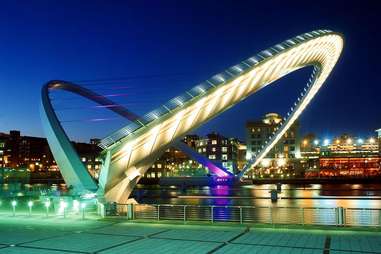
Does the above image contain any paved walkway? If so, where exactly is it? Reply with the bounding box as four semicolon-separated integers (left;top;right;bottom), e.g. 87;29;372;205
0;216;380;253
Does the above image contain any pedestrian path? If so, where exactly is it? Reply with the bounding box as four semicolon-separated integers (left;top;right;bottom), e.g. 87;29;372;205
0;216;380;253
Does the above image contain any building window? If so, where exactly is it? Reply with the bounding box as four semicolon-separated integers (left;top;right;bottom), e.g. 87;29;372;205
211;140;217;145
222;154;228;160
222;147;228;152
209;155;216;159
212;147;216;152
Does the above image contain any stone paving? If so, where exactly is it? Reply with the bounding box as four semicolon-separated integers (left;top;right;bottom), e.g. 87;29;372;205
0;216;380;253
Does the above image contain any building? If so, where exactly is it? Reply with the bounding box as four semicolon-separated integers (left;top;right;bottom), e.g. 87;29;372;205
0;130;102;179
303;134;380;178
143;133;241;178
245;113;301;178
196;132;239;174
376;128;381;155
0;130;55;171
246;113;300;159
143;134;206;179
237;143;247;170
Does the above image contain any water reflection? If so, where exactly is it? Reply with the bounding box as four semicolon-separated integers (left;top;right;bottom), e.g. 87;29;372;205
134;183;381;208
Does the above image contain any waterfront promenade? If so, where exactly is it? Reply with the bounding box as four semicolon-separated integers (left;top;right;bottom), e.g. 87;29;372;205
0;215;380;254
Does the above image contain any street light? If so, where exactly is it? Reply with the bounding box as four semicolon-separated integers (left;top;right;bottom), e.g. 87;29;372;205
73;200;80;213
45;200;51;217
60;200;68;218
323;139;330;146
11;200;17;216
27;201;33;216
81;203;86;220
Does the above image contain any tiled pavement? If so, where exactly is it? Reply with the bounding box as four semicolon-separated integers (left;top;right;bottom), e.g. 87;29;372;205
0;216;380;253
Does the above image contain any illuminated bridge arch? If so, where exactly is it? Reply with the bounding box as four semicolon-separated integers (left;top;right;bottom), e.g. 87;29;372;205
41;82;232;194
41;29;343;203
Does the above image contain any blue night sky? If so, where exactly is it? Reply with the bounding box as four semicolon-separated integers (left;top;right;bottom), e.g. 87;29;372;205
0;1;380;142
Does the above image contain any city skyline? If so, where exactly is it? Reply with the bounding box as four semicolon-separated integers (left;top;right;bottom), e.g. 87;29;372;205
0;1;380;142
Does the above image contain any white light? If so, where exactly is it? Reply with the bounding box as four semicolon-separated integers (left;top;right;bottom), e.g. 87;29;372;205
346;138;352;145
175;98;183;106
45;200;51;208
81;193;96;200
198;86;205;93
60;200;67;209
81;203;86;209
369;138;375;144
357;138;364;144
277;158;286;167
217;75;225;82
27;201;33;208
261;159;271;167
11;200;17;207
313;140;319;145
73;200;80;212
323;139;330;146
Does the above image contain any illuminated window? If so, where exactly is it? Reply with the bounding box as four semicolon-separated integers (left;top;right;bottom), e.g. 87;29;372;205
222;154;228;160
222;147;228;152
209;155;216;159
211;140;217;145
212;147;216;152
82;157;86;162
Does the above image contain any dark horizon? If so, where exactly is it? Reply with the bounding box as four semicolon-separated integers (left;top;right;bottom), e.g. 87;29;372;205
0;1;380;142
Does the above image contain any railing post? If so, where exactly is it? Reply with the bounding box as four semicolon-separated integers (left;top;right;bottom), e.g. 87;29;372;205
157;205;160;221
127;204;134;220
183;205;186;223
269;207;273;225
336;207;344;226
211;206;214;223
240;207;243;224
301;208;304;226
378;209;381;227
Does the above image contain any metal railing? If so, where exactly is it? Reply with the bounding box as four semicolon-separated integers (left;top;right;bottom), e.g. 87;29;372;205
109;204;381;227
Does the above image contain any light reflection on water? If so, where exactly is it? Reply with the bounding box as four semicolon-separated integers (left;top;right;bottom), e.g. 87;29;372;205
1;183;380;209
133;183;381;208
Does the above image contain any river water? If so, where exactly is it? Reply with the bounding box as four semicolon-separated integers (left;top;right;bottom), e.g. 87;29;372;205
132;183;381;209
1;183;381;209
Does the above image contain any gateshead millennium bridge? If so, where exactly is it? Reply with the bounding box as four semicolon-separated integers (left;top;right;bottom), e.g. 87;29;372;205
41;30;344;203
